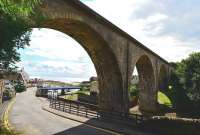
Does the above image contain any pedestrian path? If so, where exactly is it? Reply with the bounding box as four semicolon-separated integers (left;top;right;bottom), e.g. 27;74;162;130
43;105;150;135
0;101;9;121
8;88;120;135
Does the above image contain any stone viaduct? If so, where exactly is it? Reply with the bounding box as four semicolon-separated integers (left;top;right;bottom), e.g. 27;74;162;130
35;0;172;113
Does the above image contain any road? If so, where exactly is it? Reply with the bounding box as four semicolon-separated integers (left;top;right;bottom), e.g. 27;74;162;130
9;88;115;135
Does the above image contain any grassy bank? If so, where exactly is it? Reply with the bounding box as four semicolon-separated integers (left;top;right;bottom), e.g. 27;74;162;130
0;126;20;135
157;91;172;106
63;90;90;101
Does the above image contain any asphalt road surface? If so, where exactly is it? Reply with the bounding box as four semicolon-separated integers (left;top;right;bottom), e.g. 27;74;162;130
9;87;116;135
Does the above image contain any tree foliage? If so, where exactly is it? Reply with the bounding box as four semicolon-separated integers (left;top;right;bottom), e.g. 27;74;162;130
129;84;139;97
14;81;26;92
168;71;191;110
179;53;200;104
169;52;200;112
0;0;40;70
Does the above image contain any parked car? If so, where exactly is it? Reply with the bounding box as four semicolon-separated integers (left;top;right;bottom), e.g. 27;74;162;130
3;81;16;101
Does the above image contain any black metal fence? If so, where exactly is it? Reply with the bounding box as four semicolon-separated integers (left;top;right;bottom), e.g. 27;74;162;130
50;98;100;118
48;91;146;125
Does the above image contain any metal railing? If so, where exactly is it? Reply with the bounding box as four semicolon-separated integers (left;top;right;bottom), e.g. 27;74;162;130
48;91;145;125
50;98;100;118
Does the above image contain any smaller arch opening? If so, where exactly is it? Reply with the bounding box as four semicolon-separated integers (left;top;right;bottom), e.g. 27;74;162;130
129;55;156;113
157;65;172;107
129;66;139;111
158;65;168;91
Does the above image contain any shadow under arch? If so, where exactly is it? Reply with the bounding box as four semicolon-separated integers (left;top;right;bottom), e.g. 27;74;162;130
34;19;124;112
135;55;156;112
158;64;168;91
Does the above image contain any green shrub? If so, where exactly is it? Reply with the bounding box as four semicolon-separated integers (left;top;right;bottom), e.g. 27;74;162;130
14;81;26;93
129;84;139;97
167;72;191;111
80;86;90;92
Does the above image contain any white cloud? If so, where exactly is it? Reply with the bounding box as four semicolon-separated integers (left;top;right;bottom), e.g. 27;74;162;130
19;28;97;81
19;60;96;82
27;28;90;62
83;0;200;62
146;13;168;23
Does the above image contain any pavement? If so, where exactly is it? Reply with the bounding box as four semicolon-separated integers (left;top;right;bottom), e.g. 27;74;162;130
43;106;157;135
8;88;119;135
8;87;156;135
0;100;9;124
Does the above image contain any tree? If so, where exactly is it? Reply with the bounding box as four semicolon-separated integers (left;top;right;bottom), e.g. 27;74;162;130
0;0;40;70
14;81;26;93
181;53;200;106
170;52;200;112
168;71;190;110
0;10;31;70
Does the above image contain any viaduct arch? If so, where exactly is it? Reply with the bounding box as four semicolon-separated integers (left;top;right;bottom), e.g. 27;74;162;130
34;0;172;113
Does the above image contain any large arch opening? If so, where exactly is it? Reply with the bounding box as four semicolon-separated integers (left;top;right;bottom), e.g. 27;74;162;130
21;28;97;82
7;18;125;134
129;55;156;113
33;19;124;112
18;28;99;102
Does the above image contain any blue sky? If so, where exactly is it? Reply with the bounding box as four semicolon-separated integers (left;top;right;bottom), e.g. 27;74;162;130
18;0;200;82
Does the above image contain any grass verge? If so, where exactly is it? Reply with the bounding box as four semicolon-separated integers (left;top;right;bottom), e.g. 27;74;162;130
157;91;172;106
0;98;22;135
